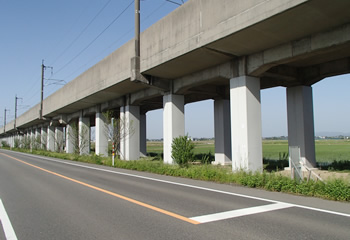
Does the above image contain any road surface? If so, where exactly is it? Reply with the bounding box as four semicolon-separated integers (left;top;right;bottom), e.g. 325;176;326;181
0;149;349;239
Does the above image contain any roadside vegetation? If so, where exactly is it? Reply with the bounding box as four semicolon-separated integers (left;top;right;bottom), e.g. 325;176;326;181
1;138;349;202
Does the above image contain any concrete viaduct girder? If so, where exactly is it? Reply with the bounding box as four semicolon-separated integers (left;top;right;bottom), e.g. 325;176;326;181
2;0;350;172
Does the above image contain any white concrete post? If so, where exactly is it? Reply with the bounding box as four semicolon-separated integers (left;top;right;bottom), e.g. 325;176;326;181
41;127;47;149
213;99;232;165
120;107;125;159
79;116;91;155
10;135;14;148
55;127;64;152
66;123;75;154
140;113;147;157
123;105;140;160
35;127;41;149
230;76;263;172
163;94;185;164
47;126;55;151
95;112;108;157
287;86;316;168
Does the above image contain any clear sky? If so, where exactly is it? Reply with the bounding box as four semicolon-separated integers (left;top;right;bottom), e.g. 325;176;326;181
1;0;349;139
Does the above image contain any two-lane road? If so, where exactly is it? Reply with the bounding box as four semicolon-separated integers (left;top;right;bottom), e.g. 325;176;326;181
0;149;349;239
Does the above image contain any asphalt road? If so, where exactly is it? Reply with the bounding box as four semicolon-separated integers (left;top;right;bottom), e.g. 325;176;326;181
0;149;349;240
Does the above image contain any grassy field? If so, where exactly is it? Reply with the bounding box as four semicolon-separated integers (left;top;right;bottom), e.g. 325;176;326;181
147;139;350;163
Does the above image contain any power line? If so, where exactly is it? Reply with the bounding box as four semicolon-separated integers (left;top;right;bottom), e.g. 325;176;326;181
60;1;168;82
49;0;113;66
54;0;134;76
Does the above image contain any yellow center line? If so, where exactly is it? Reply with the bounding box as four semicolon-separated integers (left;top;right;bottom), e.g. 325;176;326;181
0;153;200;225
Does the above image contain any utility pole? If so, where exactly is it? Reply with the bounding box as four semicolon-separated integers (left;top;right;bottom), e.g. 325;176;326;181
4;108;9;133
14;95;22;130
131;0;148;83
40;60;53;119
135;0;140;63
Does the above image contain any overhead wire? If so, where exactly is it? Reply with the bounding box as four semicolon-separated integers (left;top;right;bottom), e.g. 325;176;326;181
61;0;168;82
49;0;113;66
54;0;134;76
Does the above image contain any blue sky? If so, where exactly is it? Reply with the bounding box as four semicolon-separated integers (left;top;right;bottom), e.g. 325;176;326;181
1;0;349;139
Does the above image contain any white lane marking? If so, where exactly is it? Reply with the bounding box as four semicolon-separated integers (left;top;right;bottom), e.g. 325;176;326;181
4;150;350;219
0;198;18;240
190;203;293;223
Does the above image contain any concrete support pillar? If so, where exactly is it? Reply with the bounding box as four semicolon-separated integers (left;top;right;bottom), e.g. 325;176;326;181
66;123;75;154
120;107;125;159
163;94;185;164
213;99;232;165
55;127;64;152
120;105;140;160
47;126;55;151
79;116;91;155
10;135;14;148
95;112;108;156
35;128;41;149
287;86;316;168
140;113;147;157
41;127;47;149
30;128;35;150
230;76;262;172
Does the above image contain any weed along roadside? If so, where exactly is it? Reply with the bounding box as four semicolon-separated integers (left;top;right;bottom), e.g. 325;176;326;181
2;145;349;202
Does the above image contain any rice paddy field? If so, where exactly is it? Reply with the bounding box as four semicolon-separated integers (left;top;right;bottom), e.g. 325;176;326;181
147;139;350;163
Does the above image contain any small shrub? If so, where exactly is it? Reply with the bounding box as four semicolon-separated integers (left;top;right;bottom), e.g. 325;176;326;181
171;135;194;167
1;141;10;148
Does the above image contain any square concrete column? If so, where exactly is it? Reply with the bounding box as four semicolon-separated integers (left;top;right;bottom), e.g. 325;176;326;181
31;128;35;150
213;99;232;165
287;86;316;168
41;127;47;149
55;127;64;152
230;76;263;172
163;94;185;164
35;128;41;148
120;107;125;159
140;113;147;157
95;112;108;157
47;126;55;151
79;116;91;155
122;105;140;160
66;123;76;154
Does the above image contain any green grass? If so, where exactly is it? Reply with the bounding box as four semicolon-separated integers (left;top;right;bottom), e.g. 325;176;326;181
148;139;350;163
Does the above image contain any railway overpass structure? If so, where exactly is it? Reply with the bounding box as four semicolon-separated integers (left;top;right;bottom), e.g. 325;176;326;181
1;0;350;172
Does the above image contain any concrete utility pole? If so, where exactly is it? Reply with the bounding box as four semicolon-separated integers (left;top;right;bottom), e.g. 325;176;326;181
40;60;53;119
14;95;22;129
135;0;140;64
131;0;148;83
4;108;9;132
40;60;45;119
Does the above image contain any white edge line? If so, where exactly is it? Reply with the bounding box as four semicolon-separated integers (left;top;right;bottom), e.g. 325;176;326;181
3;150;350;219
0;198;18;240
190;203;293;223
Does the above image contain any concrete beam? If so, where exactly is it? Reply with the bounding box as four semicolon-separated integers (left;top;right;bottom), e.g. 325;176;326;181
248;23;350;76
